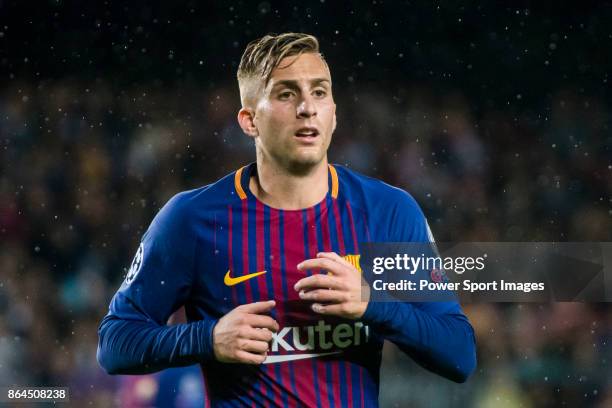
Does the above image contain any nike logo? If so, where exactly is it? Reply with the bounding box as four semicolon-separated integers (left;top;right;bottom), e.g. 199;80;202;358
224;269;267;286
263;352;342;364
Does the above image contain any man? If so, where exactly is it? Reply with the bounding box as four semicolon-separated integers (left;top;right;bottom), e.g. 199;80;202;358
98;32;476;407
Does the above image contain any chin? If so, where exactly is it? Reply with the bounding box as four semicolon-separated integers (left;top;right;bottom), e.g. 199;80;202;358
285;154;326;174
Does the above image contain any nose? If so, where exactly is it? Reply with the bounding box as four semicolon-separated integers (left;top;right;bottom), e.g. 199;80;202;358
296;94;317;118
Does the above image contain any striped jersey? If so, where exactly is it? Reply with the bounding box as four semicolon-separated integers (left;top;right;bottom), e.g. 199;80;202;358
98;163;476;407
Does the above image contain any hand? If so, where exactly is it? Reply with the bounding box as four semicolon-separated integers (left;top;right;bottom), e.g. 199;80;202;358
294;252;370;319
212;300;278;364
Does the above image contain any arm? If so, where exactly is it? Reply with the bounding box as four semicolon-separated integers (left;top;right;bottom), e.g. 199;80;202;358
98;192;280;374
97;193;215;374
97;296;217;374
98;298;279;374
370;190;476;382
295;190;476;383
361;300;476;383
295;254;476;383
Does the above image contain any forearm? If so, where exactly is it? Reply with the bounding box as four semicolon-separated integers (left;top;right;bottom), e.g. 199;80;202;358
97;316;217;374
362;301;476;382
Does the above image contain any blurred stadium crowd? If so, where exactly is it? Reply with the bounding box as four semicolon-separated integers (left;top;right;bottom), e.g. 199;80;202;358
0;76;610;407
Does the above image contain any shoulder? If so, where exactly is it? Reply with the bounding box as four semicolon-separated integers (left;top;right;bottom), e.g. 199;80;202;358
158;168;244;215
149;168;243;232
334;164;423;215
153;186;210;225
334;164;429;241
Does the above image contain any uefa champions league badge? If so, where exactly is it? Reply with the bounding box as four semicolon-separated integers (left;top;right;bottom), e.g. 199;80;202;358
430;268;449;283
125;243;144;285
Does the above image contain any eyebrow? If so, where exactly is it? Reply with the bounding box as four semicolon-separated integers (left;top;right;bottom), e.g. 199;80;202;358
271;78;331;90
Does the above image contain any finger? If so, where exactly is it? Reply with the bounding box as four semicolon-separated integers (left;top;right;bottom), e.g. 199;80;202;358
240;339;270;354
235;350;267;365
317;252;354;269
236;300;276;314
240;327;274;342
310;303;343;315
245;314;280;332
298;257;348;276
294;274;344;292
299;288;347;303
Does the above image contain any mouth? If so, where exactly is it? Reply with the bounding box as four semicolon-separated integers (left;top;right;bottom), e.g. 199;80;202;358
294;127;320;139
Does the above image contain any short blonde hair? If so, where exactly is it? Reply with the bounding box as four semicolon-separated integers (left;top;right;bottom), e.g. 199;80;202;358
237;33;322;107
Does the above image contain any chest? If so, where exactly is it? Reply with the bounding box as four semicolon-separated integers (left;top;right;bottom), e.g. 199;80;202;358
193;200;366;320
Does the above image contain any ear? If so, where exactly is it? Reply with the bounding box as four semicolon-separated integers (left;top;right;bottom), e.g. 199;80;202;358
237;108;259;138
332;107;337;133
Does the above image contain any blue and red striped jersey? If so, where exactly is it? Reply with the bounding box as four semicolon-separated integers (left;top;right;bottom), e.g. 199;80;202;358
98;163;476;407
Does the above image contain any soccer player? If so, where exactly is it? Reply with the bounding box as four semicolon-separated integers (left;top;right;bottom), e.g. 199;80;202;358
97;32;476;407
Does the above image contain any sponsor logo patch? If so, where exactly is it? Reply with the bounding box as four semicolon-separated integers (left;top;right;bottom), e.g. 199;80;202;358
223;270;267;286
263;320;370;364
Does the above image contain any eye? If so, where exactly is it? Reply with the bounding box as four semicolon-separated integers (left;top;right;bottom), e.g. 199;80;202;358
313;89;327;98
278;91;295;100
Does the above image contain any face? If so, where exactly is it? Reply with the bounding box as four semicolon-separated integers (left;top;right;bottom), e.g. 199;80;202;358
242;52;336;172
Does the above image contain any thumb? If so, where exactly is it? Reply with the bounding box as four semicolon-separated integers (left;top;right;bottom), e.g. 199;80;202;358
237;300;276;314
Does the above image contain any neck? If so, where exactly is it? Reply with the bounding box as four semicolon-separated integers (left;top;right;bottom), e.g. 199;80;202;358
249;157;329;210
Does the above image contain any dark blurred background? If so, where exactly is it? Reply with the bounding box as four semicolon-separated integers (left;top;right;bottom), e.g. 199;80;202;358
0;1;610;407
